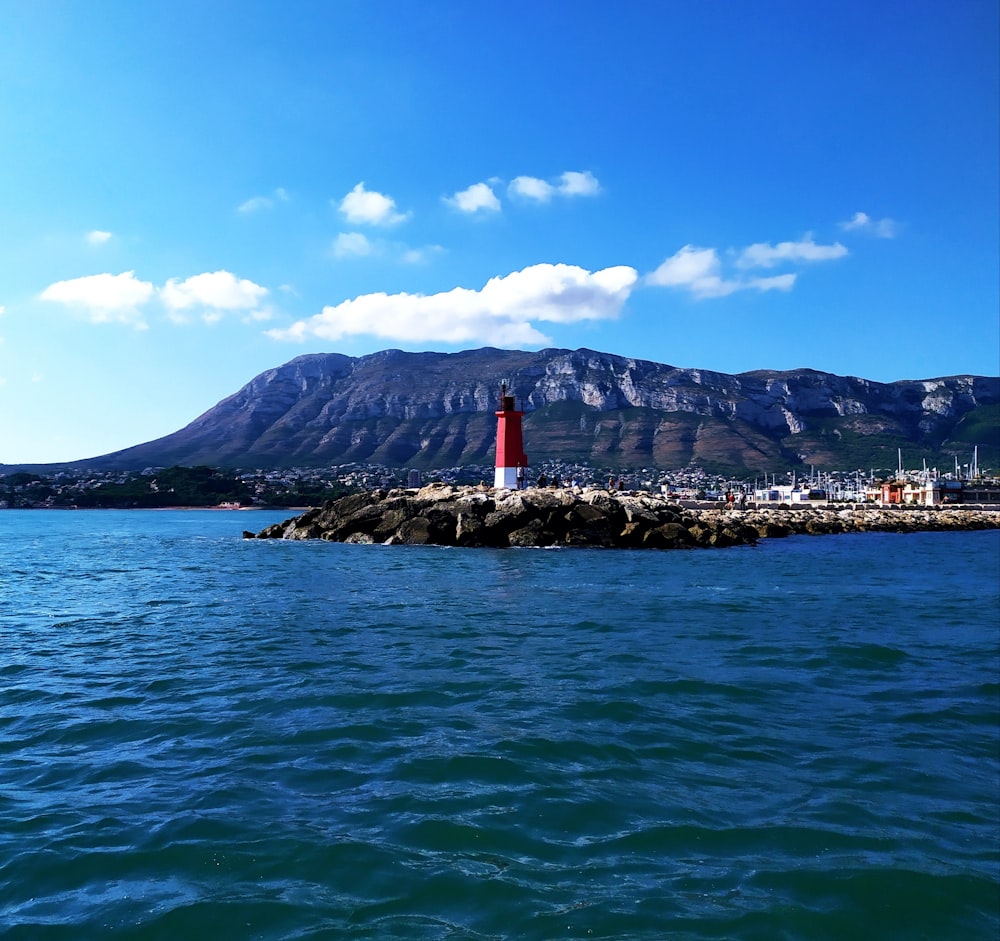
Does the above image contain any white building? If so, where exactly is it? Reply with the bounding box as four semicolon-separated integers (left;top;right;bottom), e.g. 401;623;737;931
753;486;827;505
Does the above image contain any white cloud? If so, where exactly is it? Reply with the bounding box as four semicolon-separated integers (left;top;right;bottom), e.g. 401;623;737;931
508;176;555;202
161;270;270;323
647;246;796;299
86;230;113;246
649;231;849;300
445;182;501;214
337;182;409;226
509;170;602;203
401;244;446;265
40;269;273;327
237;196;271;213
40;271;154;326
558;170;601;197
332;232;375;258
736;236;848;269
237;187;290;213
0;305;5;316
332;233;443;265
841;211;898;238
267;262;638;347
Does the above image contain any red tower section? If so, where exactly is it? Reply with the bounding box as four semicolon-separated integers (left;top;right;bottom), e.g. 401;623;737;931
494;383;528;489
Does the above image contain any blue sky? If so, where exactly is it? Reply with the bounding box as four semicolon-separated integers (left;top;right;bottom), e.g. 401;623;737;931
1;0;997;464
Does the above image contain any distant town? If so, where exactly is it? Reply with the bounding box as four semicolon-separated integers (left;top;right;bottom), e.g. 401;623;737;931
2;458;997;510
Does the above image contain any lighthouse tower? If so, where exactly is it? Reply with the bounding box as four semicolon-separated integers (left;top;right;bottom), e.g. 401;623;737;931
494;383;528;489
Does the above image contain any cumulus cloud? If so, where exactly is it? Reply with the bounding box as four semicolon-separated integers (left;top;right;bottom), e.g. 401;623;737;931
40;269;273;327
648;231;849;299
237;187;290;213
508;170;601;203
161;271;270;323
267;262;638;347
558;170;601;196
332;232;375;258
337;182;409;226
736;236;848;269
445;182;501;214
647;246;796;299
86;230;113;246
841;211;898;238
508;176;555;202
40;271;154;326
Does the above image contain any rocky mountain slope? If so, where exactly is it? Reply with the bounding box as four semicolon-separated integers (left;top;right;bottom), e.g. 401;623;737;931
72;348;1000;475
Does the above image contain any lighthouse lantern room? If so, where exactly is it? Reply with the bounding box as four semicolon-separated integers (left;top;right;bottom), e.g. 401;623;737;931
494;383;528;489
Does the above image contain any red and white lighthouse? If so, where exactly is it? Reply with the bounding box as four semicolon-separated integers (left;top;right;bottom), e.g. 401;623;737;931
494;383;528;489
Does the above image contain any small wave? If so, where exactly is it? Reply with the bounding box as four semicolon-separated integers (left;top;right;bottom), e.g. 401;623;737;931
820;642;909;670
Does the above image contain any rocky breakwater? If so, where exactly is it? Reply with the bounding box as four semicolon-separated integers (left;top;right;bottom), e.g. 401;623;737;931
245;485;999;549
693;504;999;539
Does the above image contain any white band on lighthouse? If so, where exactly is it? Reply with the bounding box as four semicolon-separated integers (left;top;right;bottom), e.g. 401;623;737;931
495;465;521;489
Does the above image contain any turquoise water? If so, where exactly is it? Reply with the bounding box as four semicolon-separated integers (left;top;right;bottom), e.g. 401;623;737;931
1;510;998;939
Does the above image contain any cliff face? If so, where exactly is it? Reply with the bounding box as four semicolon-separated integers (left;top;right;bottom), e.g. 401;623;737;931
83;347;999;474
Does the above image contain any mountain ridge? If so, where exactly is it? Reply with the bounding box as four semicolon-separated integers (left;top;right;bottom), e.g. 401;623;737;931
7;348;999;476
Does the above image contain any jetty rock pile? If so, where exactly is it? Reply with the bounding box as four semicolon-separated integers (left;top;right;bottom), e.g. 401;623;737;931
245;484;999;549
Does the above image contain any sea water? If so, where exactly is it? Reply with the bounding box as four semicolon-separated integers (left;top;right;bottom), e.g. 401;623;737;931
1;509;997;940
